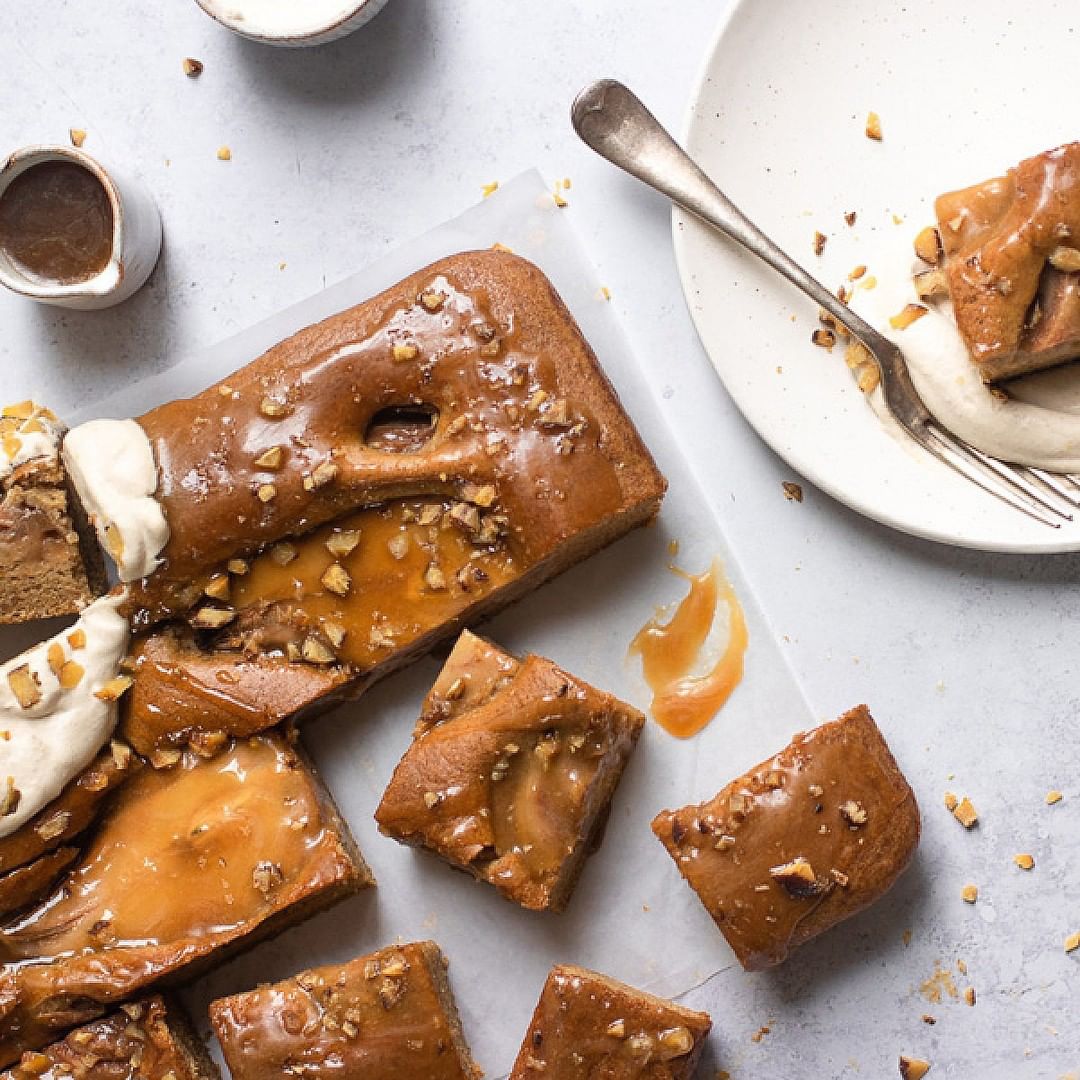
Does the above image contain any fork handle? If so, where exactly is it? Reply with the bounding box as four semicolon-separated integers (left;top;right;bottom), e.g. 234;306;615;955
570;79;893;356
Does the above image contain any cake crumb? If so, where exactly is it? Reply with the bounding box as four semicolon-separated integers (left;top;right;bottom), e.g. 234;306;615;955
183;57;204;77
69;129;87;148
920;963;958;1004
865;111;883;141
1014;853;1035;870
961;884;978;904
1045;790;1063;805
750;1025;771;1044
813;230;827;256
217;146;232;161
899;1055;930;1079
782;481;804;503
921;1014;936;1025
963;986;976;1007
482;181;499;198
951;796;978;828
1065;931;1080;953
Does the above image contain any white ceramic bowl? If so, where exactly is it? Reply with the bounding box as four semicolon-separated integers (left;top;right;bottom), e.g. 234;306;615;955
0;145;162;311
194;0;392;46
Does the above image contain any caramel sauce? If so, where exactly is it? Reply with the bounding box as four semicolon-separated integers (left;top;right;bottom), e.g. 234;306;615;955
0;162;112;285
0;735;361;1062
630;558;747;738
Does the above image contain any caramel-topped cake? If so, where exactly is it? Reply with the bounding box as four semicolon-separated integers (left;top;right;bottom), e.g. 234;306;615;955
0;402;104;623
1;996;219;1080
375;630;644;911
509;964;711;1079
0;733;371;1064
652;705;919;971
928;142;1080;381
59;250;667;755
210;941;480;1080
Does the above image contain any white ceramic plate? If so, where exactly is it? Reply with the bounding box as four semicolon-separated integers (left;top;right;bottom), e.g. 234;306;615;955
674;0;1080;552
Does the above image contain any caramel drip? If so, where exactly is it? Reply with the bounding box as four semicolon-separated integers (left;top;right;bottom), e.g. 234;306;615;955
630;558;747;738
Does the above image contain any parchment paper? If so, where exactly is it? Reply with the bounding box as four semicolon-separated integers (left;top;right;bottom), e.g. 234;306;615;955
41;172;817;1075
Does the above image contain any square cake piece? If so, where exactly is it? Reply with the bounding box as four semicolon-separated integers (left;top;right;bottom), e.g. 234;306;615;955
651;705;920;971
209;941;480;1080
0;733;372;1065
1;996;219;1080
508;964;711;1079
375;630;645;911
0;402;105;623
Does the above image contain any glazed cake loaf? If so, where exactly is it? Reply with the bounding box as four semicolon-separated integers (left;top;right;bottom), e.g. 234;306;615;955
67;249;669;755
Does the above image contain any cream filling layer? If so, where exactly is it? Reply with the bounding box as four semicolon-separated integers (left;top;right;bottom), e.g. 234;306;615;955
850;233;1080;474
63;418;169;581
0;591;130;839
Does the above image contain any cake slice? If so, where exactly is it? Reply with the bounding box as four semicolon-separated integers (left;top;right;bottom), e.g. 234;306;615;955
0;401;105;623
652;705;920;971
0;732;372;1065
375;631;644;911
210;941;480;1080
509;964;711;1079
1;996;219;1080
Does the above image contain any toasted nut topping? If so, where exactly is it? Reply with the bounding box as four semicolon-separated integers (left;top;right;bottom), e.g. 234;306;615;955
808;783;824;797
420;291;445;312
227;558;250;575
321;563;352;597
204;574;231;600
848;264;867;281
770;857;827;898
963;986;975;1007
899;1055;931;1079
252;860;285;897
914;226;944;266
1045;790;1063;805
183;57;204;77
387;532;409;560
813;231;827;256
309;461;339;489
961;884;978;904
8;666;42;709
1014;853;1034;870
1049;246;1080;273
254;446;285;470
269;542;297;566
865;111;883;141
658;1026;693;1055
943;791;959;812
301;636;336;665
839;799;868;826
0;778;20;817
424;563;447;591
782;481;804;502
913;268;949;302
323;622;347;649
889;304;929;331
812;328;837;351
67;628;87;650
1065;931;1080;953
423;791;441;809
627;1034;655;1056
830;868;850;887
35;810;71;841
59;661;85;690
94;675;134;702
464;482;497;507
326;530;360;558
111;740;133;770
952;796;978;828
259;396;288;418
605;1019;626;1039
393;343;419;361
450;501;481;533
256;483;277;503
538;398;572;428
188;606;236;631
69;129;87;148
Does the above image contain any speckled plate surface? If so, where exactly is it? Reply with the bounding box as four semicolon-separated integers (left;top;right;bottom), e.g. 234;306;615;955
674;0;1080;552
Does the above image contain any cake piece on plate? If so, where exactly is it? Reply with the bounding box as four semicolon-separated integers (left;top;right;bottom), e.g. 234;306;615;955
652;705;920;971
210;941;480;1080
375;630;644;912
0;996;219;1080
0;733;372;1064
0;401;105;623
81;249;667;755
927;142;1080;381
508;964;711;1079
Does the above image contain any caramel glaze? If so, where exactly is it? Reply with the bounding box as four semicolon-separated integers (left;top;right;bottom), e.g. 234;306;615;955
0;851;78;923
936;142;1080;381
630;559;747;739
376;632;644;911
1;996;214;1080
652;706;920;971
509;964;711;1080
210;942;480;1080
0;734;368;1064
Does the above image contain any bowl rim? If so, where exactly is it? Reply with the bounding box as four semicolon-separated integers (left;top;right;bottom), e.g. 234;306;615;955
193;0;381;43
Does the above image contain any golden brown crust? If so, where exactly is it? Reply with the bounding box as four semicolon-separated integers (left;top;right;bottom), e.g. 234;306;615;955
652;705;920;971
119;250;665;753
210;941;481;1080
375;631;644;911
509;964;710;1079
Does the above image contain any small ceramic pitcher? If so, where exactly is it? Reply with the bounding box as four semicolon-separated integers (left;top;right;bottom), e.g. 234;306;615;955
0;145;162;310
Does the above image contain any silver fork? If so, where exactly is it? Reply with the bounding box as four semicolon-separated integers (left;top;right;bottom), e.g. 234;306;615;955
571;79;1080;528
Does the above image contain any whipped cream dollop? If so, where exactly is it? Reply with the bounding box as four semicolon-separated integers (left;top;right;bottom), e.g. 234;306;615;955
0;403;65;483
201;0;366;37
0;590;130;839
63;418;169;581
850;232;1080;474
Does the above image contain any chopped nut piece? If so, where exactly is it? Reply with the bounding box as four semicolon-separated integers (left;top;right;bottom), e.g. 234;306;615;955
899;1055;931;1079
227;558;250;575
1064;930;1080;953
301;636;336;665
183;57;204;77
259;396;288;418
256;483;277;503
269;542;297;566
658;1025;693;1054
538;398;571;428
830;868;850;887
449;501;481;533
464;482;497;507
913;268;949;302
963;986;975;1006
423;791;441;809
770;856;827;898
323;621;347;649
921;1014;936;1025
8;665;42;709
0;777;20;817
393;343;419;361
111;740;133;770
1049;246;1080;272
67;628;87;650
952;796;978;828
321;563;352;597
839;799;868;826
69;128;87;148
1045;790;1063;805
420;291;445;312
605;1019;626;1039
1014;853;1034;870
856;364;880;393
813;231;827;256
848;265;867;281
961;884;978;904
326;530;360;558
914;226;944;266
782;481;804;502
204;574;231;600
217;146;232;161
309;461;340;489
482;181;499;198
35;810;71;841
890;304;929;331
387;532;409;560
943;791;959;811
424;563;447;591
812;328;837;351
808;783;824;797
252;859;284;897
844;211;857;227
189;606;237;631
254;445;285;470
94;675;134;702
865;111;883;141
59;660;85;689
